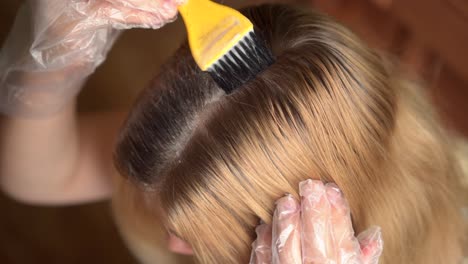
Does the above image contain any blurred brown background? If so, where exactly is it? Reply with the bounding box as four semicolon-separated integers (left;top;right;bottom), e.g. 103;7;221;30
1;0;467;263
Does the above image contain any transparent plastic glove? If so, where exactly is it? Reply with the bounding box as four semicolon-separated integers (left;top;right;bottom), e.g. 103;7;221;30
0;0;181;116
250;179;383;264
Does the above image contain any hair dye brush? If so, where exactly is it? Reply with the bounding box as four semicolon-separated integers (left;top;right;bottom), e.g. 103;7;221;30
178;0;274;93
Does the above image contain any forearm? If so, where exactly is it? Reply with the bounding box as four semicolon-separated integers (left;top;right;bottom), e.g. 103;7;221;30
0;0;180;205
0;100;80;204
0;99;126;205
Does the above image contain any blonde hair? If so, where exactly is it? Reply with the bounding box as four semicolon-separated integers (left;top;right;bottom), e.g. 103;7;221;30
114;4;467;263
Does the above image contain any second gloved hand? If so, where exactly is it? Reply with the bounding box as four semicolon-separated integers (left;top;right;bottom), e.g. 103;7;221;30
0;0;182;116
250;180;383;264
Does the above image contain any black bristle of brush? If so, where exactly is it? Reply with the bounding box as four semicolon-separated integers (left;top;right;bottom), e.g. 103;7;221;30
207;30;275;94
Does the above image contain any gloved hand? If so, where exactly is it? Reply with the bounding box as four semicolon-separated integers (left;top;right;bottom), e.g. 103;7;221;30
250;179;383;264
0;0;182;116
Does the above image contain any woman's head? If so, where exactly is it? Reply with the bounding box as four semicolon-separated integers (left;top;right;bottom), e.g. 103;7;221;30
114;4;466;263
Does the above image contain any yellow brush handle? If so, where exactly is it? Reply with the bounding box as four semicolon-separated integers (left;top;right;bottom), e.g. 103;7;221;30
178;0;253;71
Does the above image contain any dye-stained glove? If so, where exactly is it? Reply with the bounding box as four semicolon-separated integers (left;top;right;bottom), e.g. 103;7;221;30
0;0;182;116
250;179;383;264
